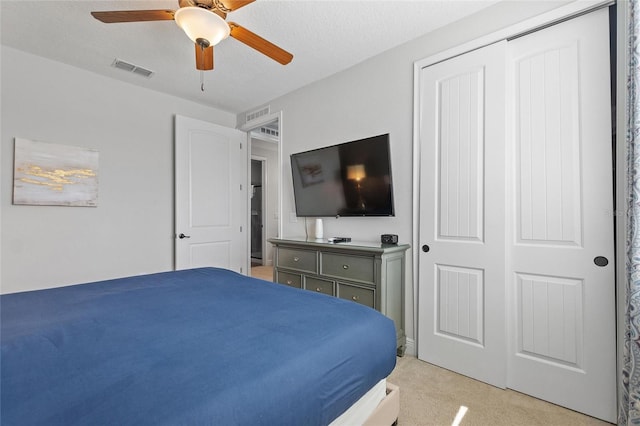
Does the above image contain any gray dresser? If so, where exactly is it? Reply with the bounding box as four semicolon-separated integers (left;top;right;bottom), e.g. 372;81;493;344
268;237;410;355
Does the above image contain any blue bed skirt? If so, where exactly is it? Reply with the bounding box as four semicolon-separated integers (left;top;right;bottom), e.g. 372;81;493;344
1;267;396;425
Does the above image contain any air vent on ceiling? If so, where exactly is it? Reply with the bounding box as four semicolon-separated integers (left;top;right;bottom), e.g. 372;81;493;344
112;59;154;78
246;106;270;123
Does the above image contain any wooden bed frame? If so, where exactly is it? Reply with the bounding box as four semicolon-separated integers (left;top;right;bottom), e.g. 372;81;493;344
363;382;400;426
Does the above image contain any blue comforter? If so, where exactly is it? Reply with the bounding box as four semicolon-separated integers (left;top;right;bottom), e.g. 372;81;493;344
1;267;396;425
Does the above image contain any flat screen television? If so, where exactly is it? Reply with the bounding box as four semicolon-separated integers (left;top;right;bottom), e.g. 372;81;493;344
290;133;395;217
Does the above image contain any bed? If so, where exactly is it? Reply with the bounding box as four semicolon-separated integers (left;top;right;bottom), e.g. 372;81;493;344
1;267;399;425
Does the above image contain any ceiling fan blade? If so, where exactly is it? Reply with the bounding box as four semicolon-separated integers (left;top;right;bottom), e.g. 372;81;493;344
215;0;256;12
195;44;214;71
91;10;175;23
228;23;293;65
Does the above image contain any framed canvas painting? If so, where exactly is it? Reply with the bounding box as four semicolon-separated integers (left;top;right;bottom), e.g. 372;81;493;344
13;138;99;207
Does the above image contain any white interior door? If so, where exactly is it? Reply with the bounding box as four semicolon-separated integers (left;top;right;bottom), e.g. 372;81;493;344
417;41;507;388
175;115;247;274
506;9;615;422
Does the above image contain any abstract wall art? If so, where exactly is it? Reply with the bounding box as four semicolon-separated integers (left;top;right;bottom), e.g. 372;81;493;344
13;138;99;207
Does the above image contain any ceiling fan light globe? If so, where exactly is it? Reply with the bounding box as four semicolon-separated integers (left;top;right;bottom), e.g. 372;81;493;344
174;6;230;46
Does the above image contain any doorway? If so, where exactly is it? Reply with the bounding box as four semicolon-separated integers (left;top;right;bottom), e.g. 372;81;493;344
242;112;282;278
251;158;265;266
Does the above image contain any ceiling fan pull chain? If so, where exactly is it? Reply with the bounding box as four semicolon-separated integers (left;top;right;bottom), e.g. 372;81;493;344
196;39;208;91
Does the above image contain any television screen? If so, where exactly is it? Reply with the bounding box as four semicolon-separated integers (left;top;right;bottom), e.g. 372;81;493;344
291;133;395;217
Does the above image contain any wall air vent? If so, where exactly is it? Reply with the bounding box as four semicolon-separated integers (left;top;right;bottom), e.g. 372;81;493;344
260;127;278;137
250;123;279;142
112;59;154;78
246;106;270;123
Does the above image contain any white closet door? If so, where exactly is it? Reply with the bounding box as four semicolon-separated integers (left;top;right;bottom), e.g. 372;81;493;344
418;41;507;388
506;8;615;422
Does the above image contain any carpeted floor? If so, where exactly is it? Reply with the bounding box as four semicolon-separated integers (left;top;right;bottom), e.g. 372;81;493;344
251;266;611;425
388;355;610;426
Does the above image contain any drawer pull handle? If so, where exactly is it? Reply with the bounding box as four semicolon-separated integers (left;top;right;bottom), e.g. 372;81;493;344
342;265;349;270
352;295;359;301
286;280;293;285
316;287;322;292
293;257;299;262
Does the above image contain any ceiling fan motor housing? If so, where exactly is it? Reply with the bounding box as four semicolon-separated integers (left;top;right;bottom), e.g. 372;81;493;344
179;0;230;13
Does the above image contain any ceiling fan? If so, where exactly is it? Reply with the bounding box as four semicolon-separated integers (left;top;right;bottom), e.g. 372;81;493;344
91;0;293;72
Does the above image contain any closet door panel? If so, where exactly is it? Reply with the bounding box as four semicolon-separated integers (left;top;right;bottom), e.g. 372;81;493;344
438;70;483;241
516;273;583;366
418;41;507;389
436;265;484;344
516;43;581;245
507;8;615;422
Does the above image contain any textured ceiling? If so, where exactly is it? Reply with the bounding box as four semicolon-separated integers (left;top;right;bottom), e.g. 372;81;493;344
1;0;500;114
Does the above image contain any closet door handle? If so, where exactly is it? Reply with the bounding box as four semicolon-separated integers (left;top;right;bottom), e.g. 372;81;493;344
594;256;608;267
178;233;191;239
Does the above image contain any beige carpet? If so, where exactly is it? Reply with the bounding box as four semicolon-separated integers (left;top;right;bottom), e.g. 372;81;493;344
388;355;610;426
251;266;610;425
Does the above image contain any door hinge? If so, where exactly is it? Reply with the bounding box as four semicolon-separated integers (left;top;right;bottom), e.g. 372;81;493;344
240;226;243;232
240;142;243;149
240;184;242;191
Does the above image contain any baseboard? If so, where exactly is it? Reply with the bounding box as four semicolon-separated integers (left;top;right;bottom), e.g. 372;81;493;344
250;259;273;267
404;337;416;357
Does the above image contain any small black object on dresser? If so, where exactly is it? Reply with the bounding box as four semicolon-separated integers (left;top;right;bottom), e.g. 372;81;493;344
381;234;398;245
328;237;351;243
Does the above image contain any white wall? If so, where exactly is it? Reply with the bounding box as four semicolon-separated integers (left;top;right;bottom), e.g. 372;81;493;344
243;0;572;352
1;46;236;294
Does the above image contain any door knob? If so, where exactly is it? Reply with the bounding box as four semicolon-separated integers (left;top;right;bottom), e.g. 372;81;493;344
178;233;191;239
422;244;430;253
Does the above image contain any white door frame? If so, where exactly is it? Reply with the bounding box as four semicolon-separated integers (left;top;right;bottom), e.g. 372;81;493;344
240;111;284;267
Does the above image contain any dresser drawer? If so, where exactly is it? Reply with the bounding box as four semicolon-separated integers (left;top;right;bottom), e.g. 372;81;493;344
321;253;375;283
305;276;335;296
337;282;375;308
276;271;302;289
277;248;317;274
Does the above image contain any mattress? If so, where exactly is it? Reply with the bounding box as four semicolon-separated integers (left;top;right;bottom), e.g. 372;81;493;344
1;267;397;425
